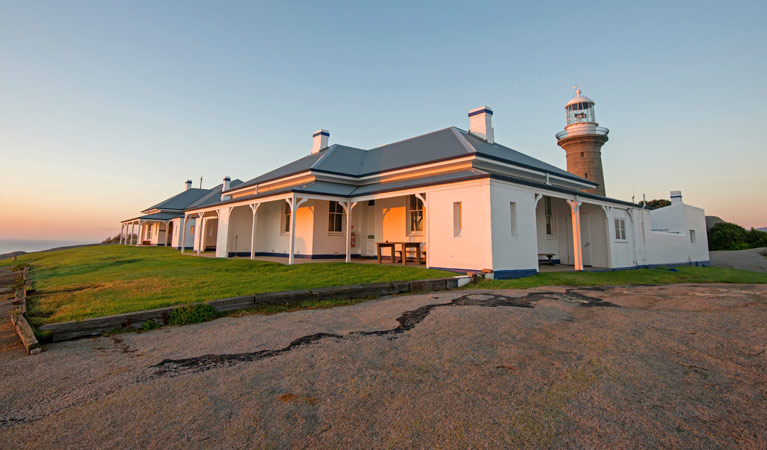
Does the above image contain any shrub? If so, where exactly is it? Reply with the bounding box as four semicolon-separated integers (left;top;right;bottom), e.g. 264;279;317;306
746;228;767;248
141;320;160;330
708;222;750;250
168;303;218;325
644;199;671;209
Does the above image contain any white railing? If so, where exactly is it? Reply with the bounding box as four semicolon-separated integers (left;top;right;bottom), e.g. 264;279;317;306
556;127;609;140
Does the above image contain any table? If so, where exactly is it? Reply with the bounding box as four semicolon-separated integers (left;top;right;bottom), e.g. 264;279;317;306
538;253;555;265
377;242;423;265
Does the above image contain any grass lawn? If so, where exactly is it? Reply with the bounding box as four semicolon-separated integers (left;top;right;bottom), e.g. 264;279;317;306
473;266;767;289
1;245;456;326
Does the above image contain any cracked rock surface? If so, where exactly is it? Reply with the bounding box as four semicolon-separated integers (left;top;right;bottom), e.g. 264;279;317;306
1;284;766;448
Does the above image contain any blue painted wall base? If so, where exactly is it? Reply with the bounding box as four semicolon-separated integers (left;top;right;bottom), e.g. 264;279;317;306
227;251;362;259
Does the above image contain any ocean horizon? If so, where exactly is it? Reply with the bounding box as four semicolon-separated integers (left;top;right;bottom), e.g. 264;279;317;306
0;238;97;255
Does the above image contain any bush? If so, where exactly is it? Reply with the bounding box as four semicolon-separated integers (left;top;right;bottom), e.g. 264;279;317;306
141;320;160;330
644;199;671;209
746;228;767;248
707;222;767;251
168;303;218;325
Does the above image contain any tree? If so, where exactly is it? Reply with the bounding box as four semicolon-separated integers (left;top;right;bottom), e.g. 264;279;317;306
644;199;671;209
707;222;750;250
746;228;767;248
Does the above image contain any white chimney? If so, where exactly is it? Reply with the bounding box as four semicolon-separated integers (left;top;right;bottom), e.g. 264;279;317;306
312;129;329;154
221;176;231;201
185;180;192;191
670;190;683;205
468;106;494;144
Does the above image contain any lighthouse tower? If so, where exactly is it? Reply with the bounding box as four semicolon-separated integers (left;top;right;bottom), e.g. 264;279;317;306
556;88;609;196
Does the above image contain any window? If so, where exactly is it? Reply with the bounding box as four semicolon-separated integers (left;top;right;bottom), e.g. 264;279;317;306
453;202;462;236
509;202;518;236
690;230;696;244
408;195;424;234
328;202;343;233
282;202;291;234
615;218;626;240
544;197;555;236
584;172;589;179
580;152;584;158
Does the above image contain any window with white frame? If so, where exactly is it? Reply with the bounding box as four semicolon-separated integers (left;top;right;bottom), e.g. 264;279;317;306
408;195;424;234
453;202;462;236
690;229;696;244
329;202;343;233
615;218;626;240
509;202;518;236
282;202;291;234
544;196;555;236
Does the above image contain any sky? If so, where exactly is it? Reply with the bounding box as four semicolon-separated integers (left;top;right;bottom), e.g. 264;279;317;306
1;0;765;241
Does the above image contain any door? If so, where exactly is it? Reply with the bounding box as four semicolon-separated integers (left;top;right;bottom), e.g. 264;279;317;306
581;214;593;267
365;204;376;256
166;222;174;247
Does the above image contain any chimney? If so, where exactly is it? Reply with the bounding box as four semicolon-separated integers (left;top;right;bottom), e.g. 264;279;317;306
185;180;192;191
670;190;683;205
312;129;329;154
221;176;231;201
468;106;494;144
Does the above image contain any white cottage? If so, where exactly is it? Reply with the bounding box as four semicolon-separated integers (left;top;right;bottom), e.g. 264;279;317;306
121;96;709;278
120;178;242;249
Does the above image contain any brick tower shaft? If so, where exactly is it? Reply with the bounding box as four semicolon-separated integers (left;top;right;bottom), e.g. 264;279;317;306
558;134;608;196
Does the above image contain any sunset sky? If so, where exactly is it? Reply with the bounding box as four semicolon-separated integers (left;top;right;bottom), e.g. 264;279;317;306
1;1;765;241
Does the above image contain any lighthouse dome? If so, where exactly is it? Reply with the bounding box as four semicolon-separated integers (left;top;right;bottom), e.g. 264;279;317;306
565;90;594;108
565;88;596;125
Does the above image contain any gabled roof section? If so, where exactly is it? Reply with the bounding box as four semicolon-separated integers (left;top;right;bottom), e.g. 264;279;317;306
458;129;596;185
356;127;473;176
142;188;209;213
122;211;183;223
234;149;338;191
187;179;244;209
310;144;367;176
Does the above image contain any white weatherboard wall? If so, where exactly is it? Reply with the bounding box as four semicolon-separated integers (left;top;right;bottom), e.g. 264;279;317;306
227;206;255;255
490;181;538;271
181;217;196;249
427;180;493;271
311;200;364;257
170;217;194;249
252;200;314;257
215;208;232;258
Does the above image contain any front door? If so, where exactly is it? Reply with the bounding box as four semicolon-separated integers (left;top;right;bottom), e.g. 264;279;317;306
581;214;593;267
365;204;376;256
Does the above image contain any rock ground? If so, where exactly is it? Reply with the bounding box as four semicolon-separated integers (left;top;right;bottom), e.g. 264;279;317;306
1;284;766;449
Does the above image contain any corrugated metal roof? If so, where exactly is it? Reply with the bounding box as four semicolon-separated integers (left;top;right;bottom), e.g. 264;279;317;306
349;169;489;196
143;188;210;212
235;151;332;191
122;211;182;222
230;126;594;193
459;130;592;184
187;179;244;208
355;128;472;176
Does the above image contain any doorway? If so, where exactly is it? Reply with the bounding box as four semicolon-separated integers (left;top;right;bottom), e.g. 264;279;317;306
581;214;593;267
